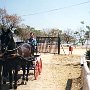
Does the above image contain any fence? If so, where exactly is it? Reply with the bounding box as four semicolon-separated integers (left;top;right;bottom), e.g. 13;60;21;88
81;56;90;90
36;36;60;54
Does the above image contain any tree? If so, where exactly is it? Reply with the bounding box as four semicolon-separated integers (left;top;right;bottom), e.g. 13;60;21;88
15;27;30;40
80;21;90;40
0;8;21;30
0;8;7;27
63;29;75;44
47;28;62;37
5;14;21;29
74;29;85;45
25;25;43;37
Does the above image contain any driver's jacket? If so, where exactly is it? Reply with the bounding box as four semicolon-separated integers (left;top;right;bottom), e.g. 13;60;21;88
28;38;37;51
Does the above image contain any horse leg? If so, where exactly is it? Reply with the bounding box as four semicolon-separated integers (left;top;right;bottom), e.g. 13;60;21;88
8;66;13;89
21;65;26;84
26;62;30;81
0;62;2;90
2;62;8;84
14;66;18;89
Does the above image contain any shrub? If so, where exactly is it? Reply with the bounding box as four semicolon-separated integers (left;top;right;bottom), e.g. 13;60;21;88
86;49;90;60
86;49;90;68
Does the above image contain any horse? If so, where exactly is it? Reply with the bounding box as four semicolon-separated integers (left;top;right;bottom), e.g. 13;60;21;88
0;58;3;90
0;28;33;89
16;42;33;82
0;28;19;89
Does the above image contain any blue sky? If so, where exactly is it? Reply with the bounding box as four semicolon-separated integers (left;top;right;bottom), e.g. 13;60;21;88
0;0;90;31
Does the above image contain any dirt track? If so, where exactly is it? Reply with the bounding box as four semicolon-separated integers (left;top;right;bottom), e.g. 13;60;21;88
17;53;82;90
1;47;85;90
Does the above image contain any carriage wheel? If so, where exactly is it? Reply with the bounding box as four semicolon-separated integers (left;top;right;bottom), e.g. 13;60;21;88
34;61;39;80
38;58;42;75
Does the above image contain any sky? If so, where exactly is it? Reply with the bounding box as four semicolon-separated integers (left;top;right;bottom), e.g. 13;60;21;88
0;0;90;31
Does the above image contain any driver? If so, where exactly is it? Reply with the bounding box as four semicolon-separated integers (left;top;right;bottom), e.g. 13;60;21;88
28;32;37;55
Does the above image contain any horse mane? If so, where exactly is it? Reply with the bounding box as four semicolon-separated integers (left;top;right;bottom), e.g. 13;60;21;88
0;28;16;54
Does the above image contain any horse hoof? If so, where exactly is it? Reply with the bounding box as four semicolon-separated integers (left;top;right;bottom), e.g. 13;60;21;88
22;77;25;80
14;84;17;89
3;80;6;84
9;85;12;89
21;81;24;85
25;82;27;85
26;78;28;81
0;86;2;90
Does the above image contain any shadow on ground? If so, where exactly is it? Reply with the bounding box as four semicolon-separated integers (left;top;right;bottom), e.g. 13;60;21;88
65;77;82;90
0;72;35;90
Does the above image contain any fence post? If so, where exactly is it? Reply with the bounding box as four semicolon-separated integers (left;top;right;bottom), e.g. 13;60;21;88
58;34;60;54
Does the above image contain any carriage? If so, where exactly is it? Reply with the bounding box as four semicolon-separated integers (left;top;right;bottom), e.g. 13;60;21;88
0;28;42;89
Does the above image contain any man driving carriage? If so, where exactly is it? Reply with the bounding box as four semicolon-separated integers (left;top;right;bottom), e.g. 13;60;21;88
27;32;37;56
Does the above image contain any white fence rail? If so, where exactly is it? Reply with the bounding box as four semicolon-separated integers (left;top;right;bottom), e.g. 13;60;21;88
81;56;90;90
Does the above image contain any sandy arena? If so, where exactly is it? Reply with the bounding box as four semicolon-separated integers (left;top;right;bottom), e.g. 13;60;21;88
2;46;86;90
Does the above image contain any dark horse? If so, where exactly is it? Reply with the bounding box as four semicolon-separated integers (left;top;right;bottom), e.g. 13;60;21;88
0;28;32;89
0;28;17;89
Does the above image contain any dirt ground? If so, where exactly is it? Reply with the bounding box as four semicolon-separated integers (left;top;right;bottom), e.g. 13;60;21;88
2;47;86;90
17;48;84;90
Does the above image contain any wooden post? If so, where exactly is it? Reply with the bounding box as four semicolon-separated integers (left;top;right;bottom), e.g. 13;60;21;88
58;34;60;54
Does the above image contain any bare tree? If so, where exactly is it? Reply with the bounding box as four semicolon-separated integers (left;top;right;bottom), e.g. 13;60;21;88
0;8;21;30
0;8;7;26
63;29;75;44
47;28;62;37
5;14;21;29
